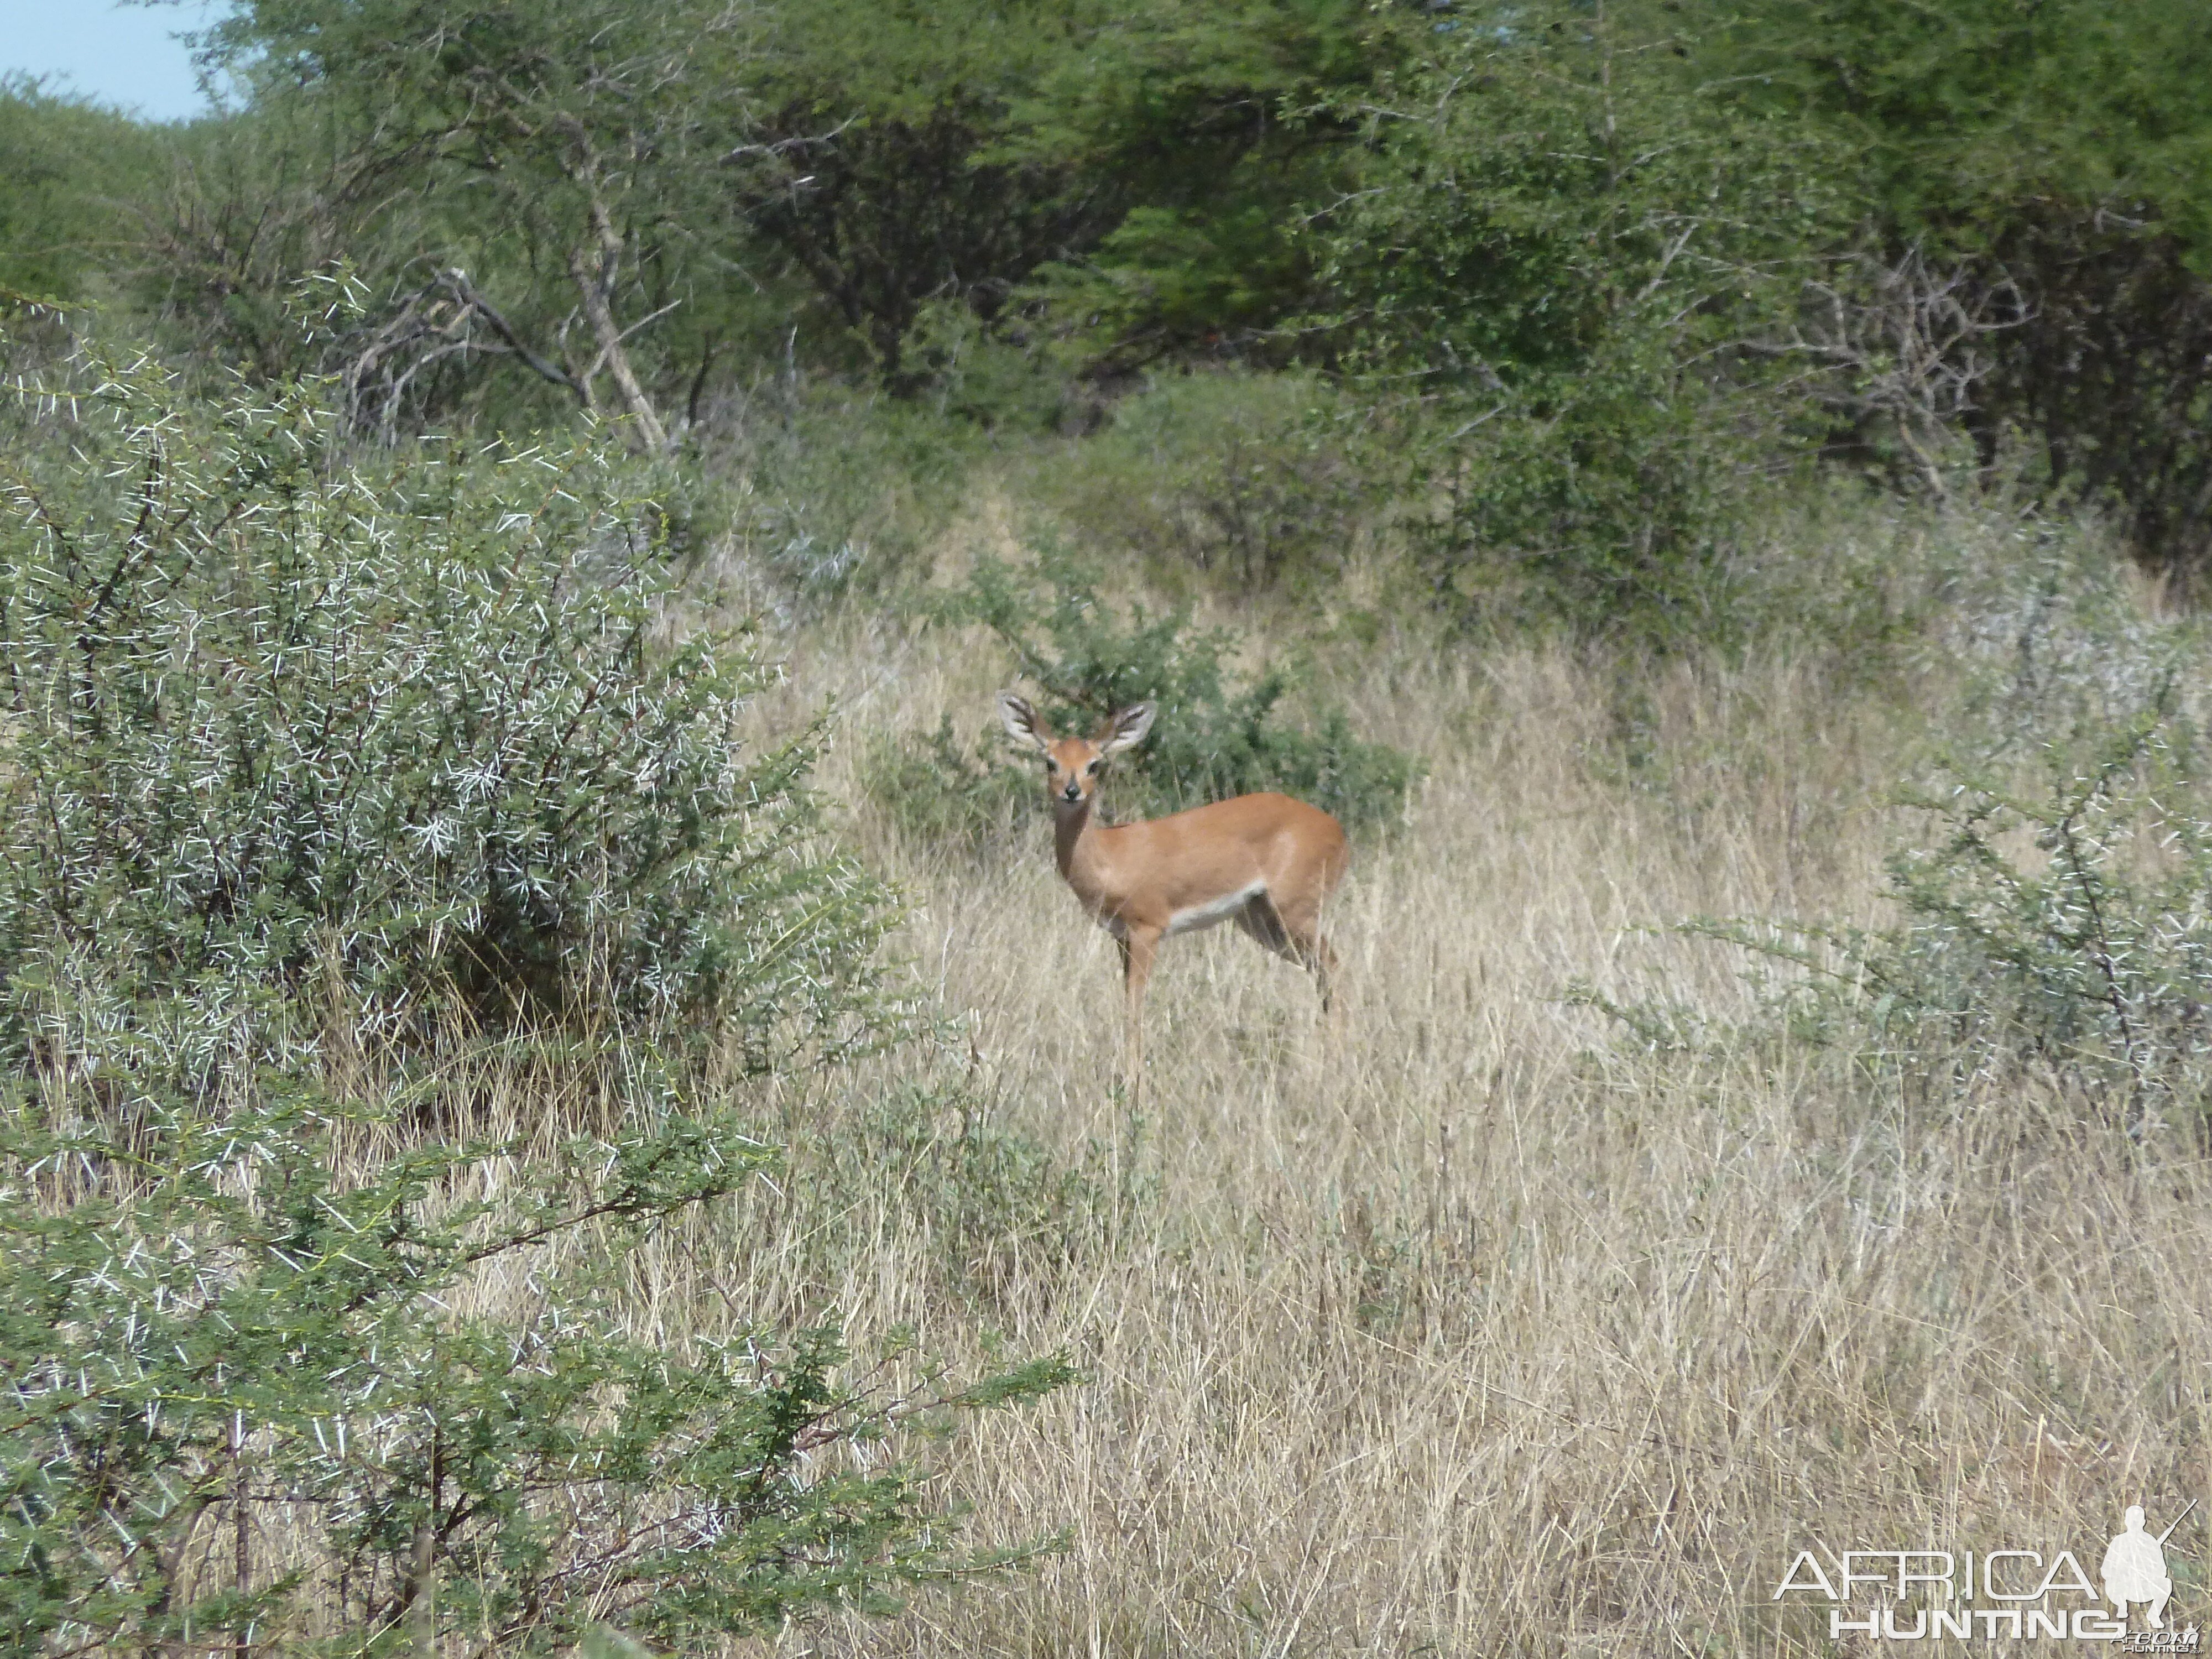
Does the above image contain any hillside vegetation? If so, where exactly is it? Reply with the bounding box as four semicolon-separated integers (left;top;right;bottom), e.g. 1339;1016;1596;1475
5;1;2212;1653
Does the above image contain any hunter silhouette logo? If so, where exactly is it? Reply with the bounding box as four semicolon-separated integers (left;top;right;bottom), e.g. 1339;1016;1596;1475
1774;1501;2199;1646
2105;1505;2187;1632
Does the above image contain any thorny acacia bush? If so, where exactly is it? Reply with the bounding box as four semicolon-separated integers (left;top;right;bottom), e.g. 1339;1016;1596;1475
1;1078;1073;1653
0;352;902;1084
1666;539;2212;1135
1716;708;2212;1138
862;546;1420;858
0;354;1073;1652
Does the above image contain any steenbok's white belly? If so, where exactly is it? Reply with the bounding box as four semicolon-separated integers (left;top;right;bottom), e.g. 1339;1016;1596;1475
1165;880;1266;938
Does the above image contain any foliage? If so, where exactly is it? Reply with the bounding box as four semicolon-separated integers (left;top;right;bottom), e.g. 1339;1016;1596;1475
201;0;768;442
7;0;2211;625
175;0;1384;415
0;346;902;1088
0;1076;1072;1653
774;1086;1116;1308
1007;0;1386;372
724;0;1383;386
895;298;1074;432
0;79;165;302
1710;706;2212;1134
700;374;992;603
1323;0;1845;642
732;8;1111;392
1982;223;2212;584
861;715;1040;860
0;340;1073;1654
864;545;1418;855
1722;0;2212;576
1723;0;2212;268
1036;371;1365;590
96;93;371;389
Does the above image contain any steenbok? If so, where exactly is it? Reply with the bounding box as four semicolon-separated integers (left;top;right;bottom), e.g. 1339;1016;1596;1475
997;692;1349;1089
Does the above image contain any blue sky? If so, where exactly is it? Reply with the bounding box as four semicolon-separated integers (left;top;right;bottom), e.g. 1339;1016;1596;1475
1;2;234;123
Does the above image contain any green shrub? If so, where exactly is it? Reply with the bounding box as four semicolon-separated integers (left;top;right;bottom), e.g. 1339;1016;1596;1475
1322;0;1842;646
777;1085;1114;1307
1702;701;2212;1133
0;80;165;302
902;298;1073;433
1035;371;1365;590
863;545;1419;855
860;714;1040;859
0;351;902;1089
0;348;1071;1652
1405;362;1755;646
707;379;985;605
1;1078;1071;1653
1579;528;2212;1132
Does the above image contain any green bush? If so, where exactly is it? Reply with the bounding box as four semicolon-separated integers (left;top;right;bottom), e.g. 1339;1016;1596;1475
707;378;985;605
1718;0;2212;580
862;545;1419;855
1323;0;1841;645
1;1079;1071;1652
0;79;165;302
0;352;901;1088
860;714;1040;859
1035;371;1365;590
902;298;1073;433
0;349;1072;1651
1701;700;2212;1133
1405;363;1755;646
775;1085;1115;1307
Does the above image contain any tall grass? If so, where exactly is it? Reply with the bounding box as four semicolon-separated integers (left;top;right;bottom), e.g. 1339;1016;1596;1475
24;385;2206;1650
561;494;2211;1655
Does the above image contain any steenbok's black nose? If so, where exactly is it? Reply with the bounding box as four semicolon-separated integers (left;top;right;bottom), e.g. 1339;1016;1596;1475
1061;783;1082;801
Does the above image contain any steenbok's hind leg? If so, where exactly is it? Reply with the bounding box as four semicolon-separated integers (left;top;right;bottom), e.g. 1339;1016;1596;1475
1238;894;1338;1010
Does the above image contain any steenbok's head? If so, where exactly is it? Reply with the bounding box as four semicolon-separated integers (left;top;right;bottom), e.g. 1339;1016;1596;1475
997;693;1155;810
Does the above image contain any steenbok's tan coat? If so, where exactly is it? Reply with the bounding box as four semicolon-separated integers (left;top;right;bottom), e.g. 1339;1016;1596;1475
998;693;1349;1092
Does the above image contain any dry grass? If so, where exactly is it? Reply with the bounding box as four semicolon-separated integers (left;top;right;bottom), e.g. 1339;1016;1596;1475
582;565;2212;1655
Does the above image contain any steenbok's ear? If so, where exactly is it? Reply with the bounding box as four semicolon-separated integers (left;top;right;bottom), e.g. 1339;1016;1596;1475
997;692;1053;753
1098;701;1156;757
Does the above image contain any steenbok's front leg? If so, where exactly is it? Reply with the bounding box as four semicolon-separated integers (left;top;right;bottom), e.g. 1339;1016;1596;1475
1118;925;1161;1100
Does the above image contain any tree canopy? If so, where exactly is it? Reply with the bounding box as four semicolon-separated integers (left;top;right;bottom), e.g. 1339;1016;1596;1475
3;0;2209;575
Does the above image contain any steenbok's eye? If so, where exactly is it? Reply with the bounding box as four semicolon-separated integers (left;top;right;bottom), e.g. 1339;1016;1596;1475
1086;761;1101;775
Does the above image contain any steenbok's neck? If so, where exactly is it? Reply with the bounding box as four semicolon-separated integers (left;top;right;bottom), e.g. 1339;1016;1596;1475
1052;796;1098;877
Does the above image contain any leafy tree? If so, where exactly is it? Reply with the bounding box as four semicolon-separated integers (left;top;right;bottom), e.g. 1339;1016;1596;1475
1720;0;2212;577
1322;0;1845;638
162;0;1401;415
1723;0;2212;259
729;1;1110;390
731;0;1387;391
125;94;405;387
0;77;165;301
203;0;768;443
1008;0;1387;373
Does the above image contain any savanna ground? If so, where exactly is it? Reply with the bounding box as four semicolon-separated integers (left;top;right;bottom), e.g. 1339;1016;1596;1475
556;493;2208;1657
